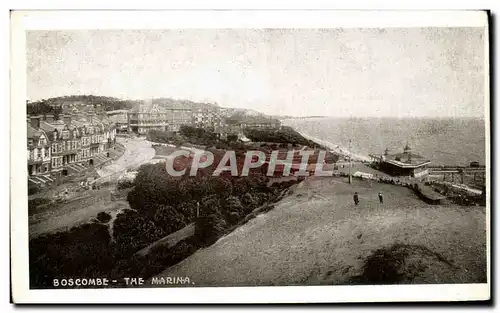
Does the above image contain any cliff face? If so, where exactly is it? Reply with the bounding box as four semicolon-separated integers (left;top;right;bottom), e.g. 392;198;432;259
152;176;486;286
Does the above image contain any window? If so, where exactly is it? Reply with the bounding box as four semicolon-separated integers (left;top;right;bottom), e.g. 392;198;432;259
37;148;41;159
44;149;49;158
28;139;33;145
52;145;56;153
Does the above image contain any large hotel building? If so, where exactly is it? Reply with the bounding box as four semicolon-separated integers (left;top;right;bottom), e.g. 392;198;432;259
127;100;193;134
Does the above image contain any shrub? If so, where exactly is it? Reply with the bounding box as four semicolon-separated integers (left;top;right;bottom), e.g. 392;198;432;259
29;222;112;288
208;176;233;199
241;192;258;212
28;183;41;195
233;178;250;195
223;195;245;224
113;210;166;256
117;179;134;190
195;213;227;245
152;204;188;234
96;212;112;223
215;142;230;150
177;200;198;221
225;134;237;142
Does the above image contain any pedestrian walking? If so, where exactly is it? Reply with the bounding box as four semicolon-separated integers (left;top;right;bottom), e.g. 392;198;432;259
353;192;359;206
378;192;384;204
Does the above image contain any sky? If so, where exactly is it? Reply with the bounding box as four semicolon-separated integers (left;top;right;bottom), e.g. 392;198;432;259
26;28;486;118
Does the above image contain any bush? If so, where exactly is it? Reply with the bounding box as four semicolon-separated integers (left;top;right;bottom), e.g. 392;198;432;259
28;183;41;195
223;195;245;224
117;179;134;190
233;178;250;195
177;200;198;221
113;209;166;256
241;192;258;212
28;197;53;215
179;125;218;146
96;212;112;223
243;126;318;147
152;204;188;234
29;222;112;288
208;176;233;199
227;134;238;142
215;142;230;150
195;213;227;245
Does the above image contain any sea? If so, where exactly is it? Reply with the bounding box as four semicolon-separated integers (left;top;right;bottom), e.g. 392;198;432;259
283;117;486;167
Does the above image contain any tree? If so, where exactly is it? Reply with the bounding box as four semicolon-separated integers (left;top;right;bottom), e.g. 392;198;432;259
227;134;238;142
208;176;233;199
153;204;187;234
233;178;250;195
131;163;183;212
96;212;112;223
223;195;245;224
241;192;258;213
178;200;198;221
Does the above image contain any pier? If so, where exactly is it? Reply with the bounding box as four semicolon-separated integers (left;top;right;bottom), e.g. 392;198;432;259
426;165;486;188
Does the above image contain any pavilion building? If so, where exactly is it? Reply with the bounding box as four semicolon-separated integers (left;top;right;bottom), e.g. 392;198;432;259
377;143;431;178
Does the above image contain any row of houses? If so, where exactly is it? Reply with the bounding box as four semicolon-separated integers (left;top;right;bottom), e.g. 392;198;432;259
106;102;282;136
27;113;117;186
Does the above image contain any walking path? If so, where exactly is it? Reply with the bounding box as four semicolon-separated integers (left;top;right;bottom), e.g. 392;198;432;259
29;137;155;238
95;137;155;184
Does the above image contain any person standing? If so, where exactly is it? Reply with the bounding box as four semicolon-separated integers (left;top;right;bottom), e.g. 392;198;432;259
378;192;384;204
353;192;359;206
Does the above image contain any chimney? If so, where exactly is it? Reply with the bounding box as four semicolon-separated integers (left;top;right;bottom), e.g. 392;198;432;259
62;114;72;126
30;115;41;129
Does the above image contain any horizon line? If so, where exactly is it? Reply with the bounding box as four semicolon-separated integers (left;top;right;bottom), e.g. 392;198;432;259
26;95;485;120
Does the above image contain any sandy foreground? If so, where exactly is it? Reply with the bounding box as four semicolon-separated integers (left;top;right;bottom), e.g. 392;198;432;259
152;176;486;286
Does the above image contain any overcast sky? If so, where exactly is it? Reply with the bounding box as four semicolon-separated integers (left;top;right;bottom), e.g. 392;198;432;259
26;28;485;117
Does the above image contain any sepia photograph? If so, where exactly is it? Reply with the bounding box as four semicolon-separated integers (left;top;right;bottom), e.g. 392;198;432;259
10;10;490;303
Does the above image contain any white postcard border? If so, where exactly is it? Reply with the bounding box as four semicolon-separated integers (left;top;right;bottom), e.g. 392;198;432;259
10;9;491;304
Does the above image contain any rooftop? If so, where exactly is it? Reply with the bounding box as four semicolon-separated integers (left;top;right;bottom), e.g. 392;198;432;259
27;125;45;139
382;145;431;168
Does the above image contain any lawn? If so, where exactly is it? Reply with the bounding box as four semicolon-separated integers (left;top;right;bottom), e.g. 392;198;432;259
153;176;487;286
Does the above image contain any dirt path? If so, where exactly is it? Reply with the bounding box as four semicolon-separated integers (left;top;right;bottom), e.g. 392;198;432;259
96;137;155;184
153;177;486;286
29;137;154;238
28;190;131;238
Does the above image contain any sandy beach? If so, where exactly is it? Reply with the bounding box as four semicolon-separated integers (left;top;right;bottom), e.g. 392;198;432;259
297;131;373;162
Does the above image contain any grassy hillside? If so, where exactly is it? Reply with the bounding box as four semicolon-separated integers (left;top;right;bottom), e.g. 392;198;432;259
153;176;486;286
